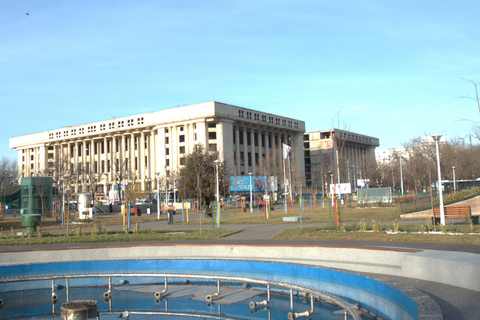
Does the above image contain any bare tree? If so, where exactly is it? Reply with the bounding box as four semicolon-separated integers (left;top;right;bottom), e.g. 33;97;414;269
0;157;18;191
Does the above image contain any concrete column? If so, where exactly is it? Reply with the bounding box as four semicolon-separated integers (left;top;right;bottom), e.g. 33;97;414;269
121;134;126;174
111;136;116;178
195;121;208;151
156;127;166;174
148;132;154;182
218;120;234;176
103;137;108;176
256;129;262;174
250;128;256;175
130;133;135;178
139;131;145;190
82;140;86;186
271;133;276;172
265;131;270;173
243;128;248;174
170;125;177;171
235;126;241;175
292;133;305;187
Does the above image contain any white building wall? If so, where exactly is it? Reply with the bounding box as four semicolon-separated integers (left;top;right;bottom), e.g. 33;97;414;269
10;101;306;194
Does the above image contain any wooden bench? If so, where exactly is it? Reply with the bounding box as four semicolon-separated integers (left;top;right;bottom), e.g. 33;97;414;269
433;206;479;225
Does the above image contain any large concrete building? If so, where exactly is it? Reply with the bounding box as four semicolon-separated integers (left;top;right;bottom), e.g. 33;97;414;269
10;101;305;199
304;129;379;190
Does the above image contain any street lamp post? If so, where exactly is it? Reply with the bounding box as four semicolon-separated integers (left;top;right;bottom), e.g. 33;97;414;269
432;134;445;225
164;166;168;212
452;166;456;192
214;160;220;203
248;172;253;213
155;172;160;219
399;156;404;196
329;172;334;205
173;178;177;211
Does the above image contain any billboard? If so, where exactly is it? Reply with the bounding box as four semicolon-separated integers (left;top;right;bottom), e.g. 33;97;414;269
230;176;278;193
329;183;352;195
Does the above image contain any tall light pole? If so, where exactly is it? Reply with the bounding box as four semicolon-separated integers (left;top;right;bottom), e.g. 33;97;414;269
432;134;445;225
248;172;253;213
399;156;404;195
214;160;220;203
173;178;177;211
164;166;168;210
452;166;456;192
329;172;334;205
155;172;160;219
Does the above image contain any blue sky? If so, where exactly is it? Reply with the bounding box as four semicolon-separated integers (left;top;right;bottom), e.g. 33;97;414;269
1;1;480;160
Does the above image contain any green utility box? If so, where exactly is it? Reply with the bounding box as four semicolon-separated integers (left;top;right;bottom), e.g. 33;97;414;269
20;177;53;233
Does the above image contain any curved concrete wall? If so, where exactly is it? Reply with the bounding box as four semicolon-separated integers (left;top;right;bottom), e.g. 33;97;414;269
1;244;479;292
0;258;417;320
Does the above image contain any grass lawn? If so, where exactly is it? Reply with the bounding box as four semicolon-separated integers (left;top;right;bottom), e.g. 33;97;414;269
183;204;401;225
0;228;242;246
0;214;162;233
272;226;480;244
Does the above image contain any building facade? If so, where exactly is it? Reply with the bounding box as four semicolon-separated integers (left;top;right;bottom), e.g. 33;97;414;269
10;101;305;199
304;129;379;190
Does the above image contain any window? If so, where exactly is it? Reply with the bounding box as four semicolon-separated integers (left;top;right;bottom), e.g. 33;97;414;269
179;135;185;143
79;128;84;134
166;148;169;155
209;144;217;152
208;132;217;140
100;124;106;131
165;137;169;144
137;117;144;125
49;133;54;139
118;120;124;128
109;122;115;130
208;123;216;128
127;119;134;126
180;157;185;165
238;110;244;118
166;159;170;166
179;146;185;154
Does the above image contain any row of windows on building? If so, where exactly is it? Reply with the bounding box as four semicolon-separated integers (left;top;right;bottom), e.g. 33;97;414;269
47;110;300;141
237;110;299;129
49;117;146;139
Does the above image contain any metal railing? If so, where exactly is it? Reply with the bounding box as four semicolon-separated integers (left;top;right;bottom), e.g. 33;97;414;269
0;271;360;320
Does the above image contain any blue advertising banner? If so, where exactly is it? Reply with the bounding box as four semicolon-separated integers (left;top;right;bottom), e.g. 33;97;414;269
230;176;277;192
